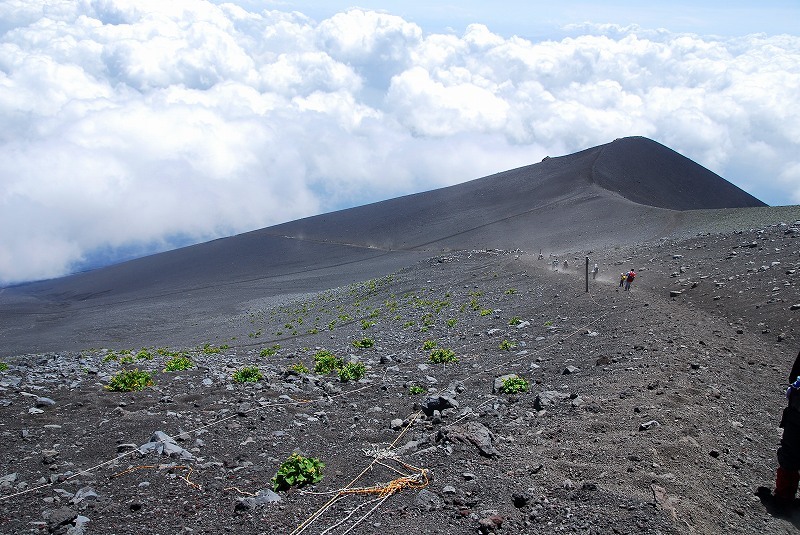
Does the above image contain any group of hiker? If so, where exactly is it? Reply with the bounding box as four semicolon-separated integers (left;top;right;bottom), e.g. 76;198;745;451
542;254;637;292
619;269;636;291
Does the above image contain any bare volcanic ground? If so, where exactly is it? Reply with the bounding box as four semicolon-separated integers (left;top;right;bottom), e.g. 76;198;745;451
0;213;799;534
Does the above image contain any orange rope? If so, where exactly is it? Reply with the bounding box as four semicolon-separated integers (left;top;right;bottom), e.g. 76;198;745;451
110;464;201;490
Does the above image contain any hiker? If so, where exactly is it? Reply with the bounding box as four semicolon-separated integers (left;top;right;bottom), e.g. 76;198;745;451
619;273;626;288
624;269;636;291
592;264;599;280
774;349;800;504
563;260;569;270
552;258;558;271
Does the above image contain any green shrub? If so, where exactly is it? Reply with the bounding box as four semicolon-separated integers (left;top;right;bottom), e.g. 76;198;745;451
260;344;281;357
479;309;493;316
505;288;517;295
136;349;153;361
360;320;375;330
408;385;424;395
446;318;457;328
232;367;263;383
422;339;437;350
499;339;517;351
272;453;325;491
508;316;522;326
499;376;529;394
429;348;458;364
201;343;228;354
338;362;366;382
313;350;343;374
544;320;553;327
105;369;153;392
164;356;193;372
0;362;8;372
352;338;375;349
288;363;309;375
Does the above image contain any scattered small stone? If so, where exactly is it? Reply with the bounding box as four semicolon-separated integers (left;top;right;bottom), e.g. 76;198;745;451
534;391;569;410
35;396;56;408
440;421;498;457
414;489;443;511
138;431;194;461
639;420;661;431
71;487;98;505
477;514;503;534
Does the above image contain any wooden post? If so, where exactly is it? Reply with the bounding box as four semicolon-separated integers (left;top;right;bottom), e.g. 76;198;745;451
585;257;589;292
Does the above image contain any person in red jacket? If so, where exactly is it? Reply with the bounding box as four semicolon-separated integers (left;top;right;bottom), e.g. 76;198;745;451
624;269;636;291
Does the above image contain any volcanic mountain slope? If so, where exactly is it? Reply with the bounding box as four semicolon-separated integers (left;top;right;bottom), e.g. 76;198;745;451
0;136;799;534
0;137;767;357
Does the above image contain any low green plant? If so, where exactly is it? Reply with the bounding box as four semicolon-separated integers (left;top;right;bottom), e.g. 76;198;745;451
544;320;553;327
479;309;493;316
422;339;437;350
505;288;517;295
288;363;309;374
338;362;366;382
499;376;529;394
164;356;193;372
136;349;153;361
105;369;153;392
201;343;229;354
446;318;457;328
272;453;325;491
352;338;375;349
408;385;424;395
402;321;415;329
499;339;517;351
232;366;263;383
429;348;458;364
360;319;375;329
0;362;8;372
313;350;343;374
260;344;281;357
508;316;522;326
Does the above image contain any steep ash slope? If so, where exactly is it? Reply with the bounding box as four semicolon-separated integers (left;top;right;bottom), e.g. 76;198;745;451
591;137;766;210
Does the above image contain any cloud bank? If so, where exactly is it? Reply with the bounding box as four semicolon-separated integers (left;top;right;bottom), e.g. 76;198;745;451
1;0;798;283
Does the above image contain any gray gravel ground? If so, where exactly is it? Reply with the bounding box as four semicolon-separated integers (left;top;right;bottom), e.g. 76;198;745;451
1;213;800;534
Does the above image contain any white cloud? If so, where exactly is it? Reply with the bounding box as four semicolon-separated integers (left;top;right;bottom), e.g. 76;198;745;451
0;3;798;283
